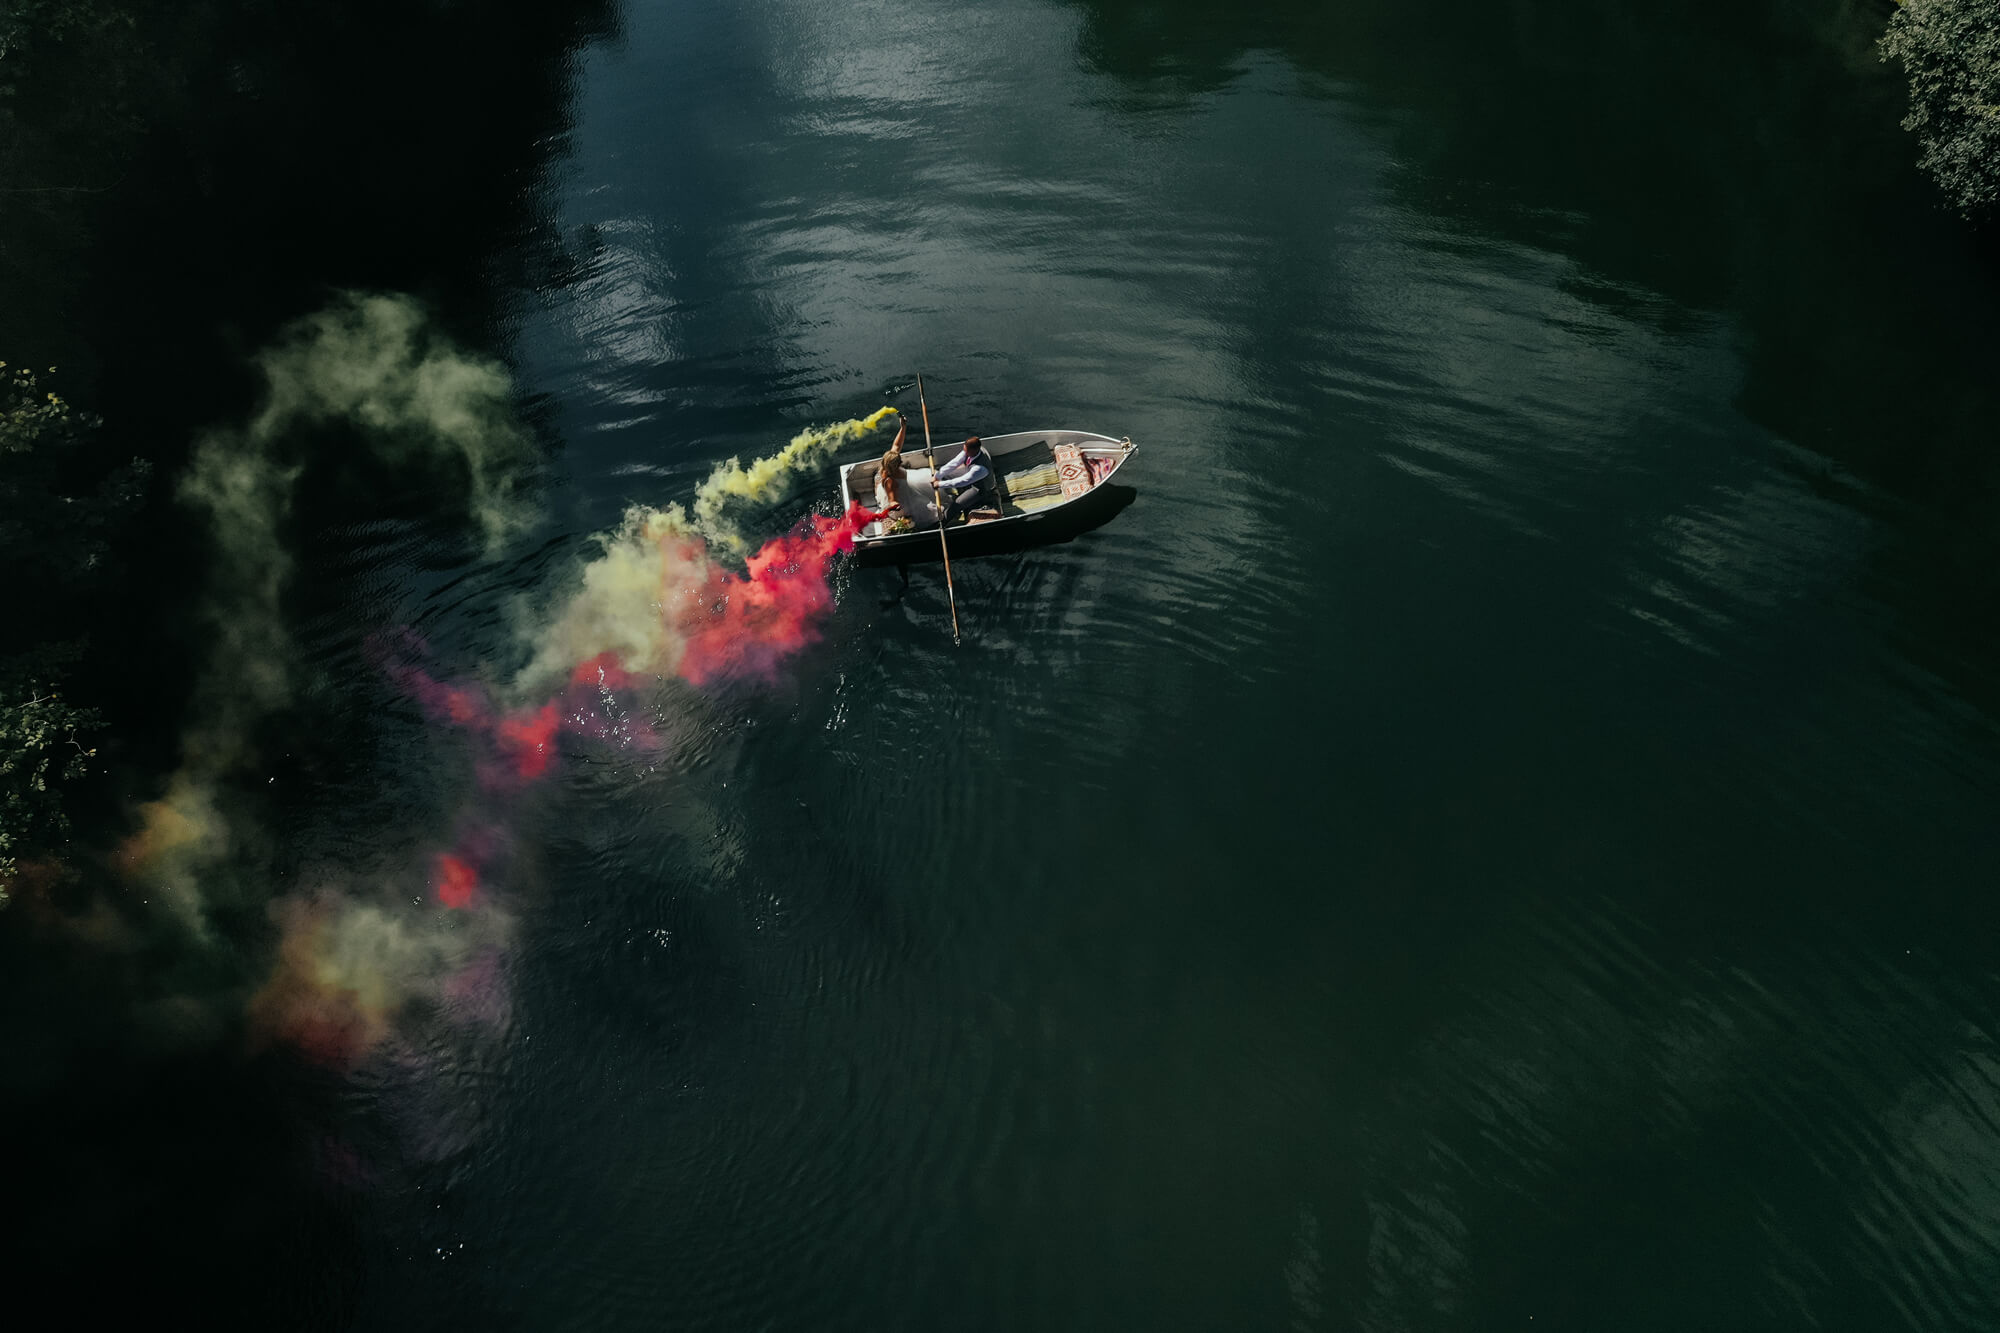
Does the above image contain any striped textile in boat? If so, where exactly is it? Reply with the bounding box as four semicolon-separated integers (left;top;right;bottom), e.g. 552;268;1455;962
999;441;1067;513
1004;461;1067;512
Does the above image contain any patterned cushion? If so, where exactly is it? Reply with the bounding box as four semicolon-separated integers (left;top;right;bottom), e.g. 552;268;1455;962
1053;443;1091;499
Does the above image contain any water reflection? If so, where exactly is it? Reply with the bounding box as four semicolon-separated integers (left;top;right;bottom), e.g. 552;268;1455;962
459;0;2000;1321
15;0;2000;1327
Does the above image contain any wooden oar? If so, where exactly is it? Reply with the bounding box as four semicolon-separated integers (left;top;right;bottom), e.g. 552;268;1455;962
917;373;962;646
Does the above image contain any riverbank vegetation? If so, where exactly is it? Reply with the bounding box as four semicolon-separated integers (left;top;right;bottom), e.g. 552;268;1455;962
1881;0;2000;218
0;364;146;900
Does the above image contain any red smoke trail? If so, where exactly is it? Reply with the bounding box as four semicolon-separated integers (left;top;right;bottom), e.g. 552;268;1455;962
380;503;875;784
259;505;877;1071
433;853;479;909
431;820;510;911
494;705;558;780
380;651;628;789
675;504;876;687
570;652;643;692
377;645;550;784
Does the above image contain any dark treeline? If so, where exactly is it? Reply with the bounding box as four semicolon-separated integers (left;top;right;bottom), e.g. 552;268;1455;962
1;0;609;1323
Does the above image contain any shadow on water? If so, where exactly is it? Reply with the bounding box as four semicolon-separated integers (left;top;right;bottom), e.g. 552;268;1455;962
5;0;619;406
1065;0;2000;493
1065;0;2000;722
859;484;1139;570
5;0;623;773
1050;4;2000;1330
0;1039;363;1328
1;1;622;1326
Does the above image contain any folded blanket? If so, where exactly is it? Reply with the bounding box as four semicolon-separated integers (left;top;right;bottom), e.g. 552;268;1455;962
1000;460;1062;512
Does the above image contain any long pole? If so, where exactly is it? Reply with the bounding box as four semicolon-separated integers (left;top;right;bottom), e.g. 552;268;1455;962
917;374;962;646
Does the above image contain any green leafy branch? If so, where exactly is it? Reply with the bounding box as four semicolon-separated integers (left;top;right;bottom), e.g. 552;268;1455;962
0;656;101;899
1882;0;2000;218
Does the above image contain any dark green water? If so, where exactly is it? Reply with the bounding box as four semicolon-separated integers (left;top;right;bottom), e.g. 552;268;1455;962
11;0;2000;1328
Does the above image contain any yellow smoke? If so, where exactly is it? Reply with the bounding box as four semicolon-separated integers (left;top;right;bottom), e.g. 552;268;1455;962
246;292;537;551
248;889;511;1068
690;406;896;552
122;293;541;934
513;409;896;693
515;503;704;689
115;774;234;933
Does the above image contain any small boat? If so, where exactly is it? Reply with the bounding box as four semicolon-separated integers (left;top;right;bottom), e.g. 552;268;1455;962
839;429;1138;561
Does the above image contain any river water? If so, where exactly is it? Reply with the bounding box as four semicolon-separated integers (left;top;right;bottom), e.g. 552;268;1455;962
17;0;2000;1328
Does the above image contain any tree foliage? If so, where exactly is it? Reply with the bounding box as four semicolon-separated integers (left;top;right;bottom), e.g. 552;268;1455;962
1881;0;2000;218
0;363;144;900
0;647;100;895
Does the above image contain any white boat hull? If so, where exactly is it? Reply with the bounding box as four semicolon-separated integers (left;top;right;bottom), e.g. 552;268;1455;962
838;429;1137;557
